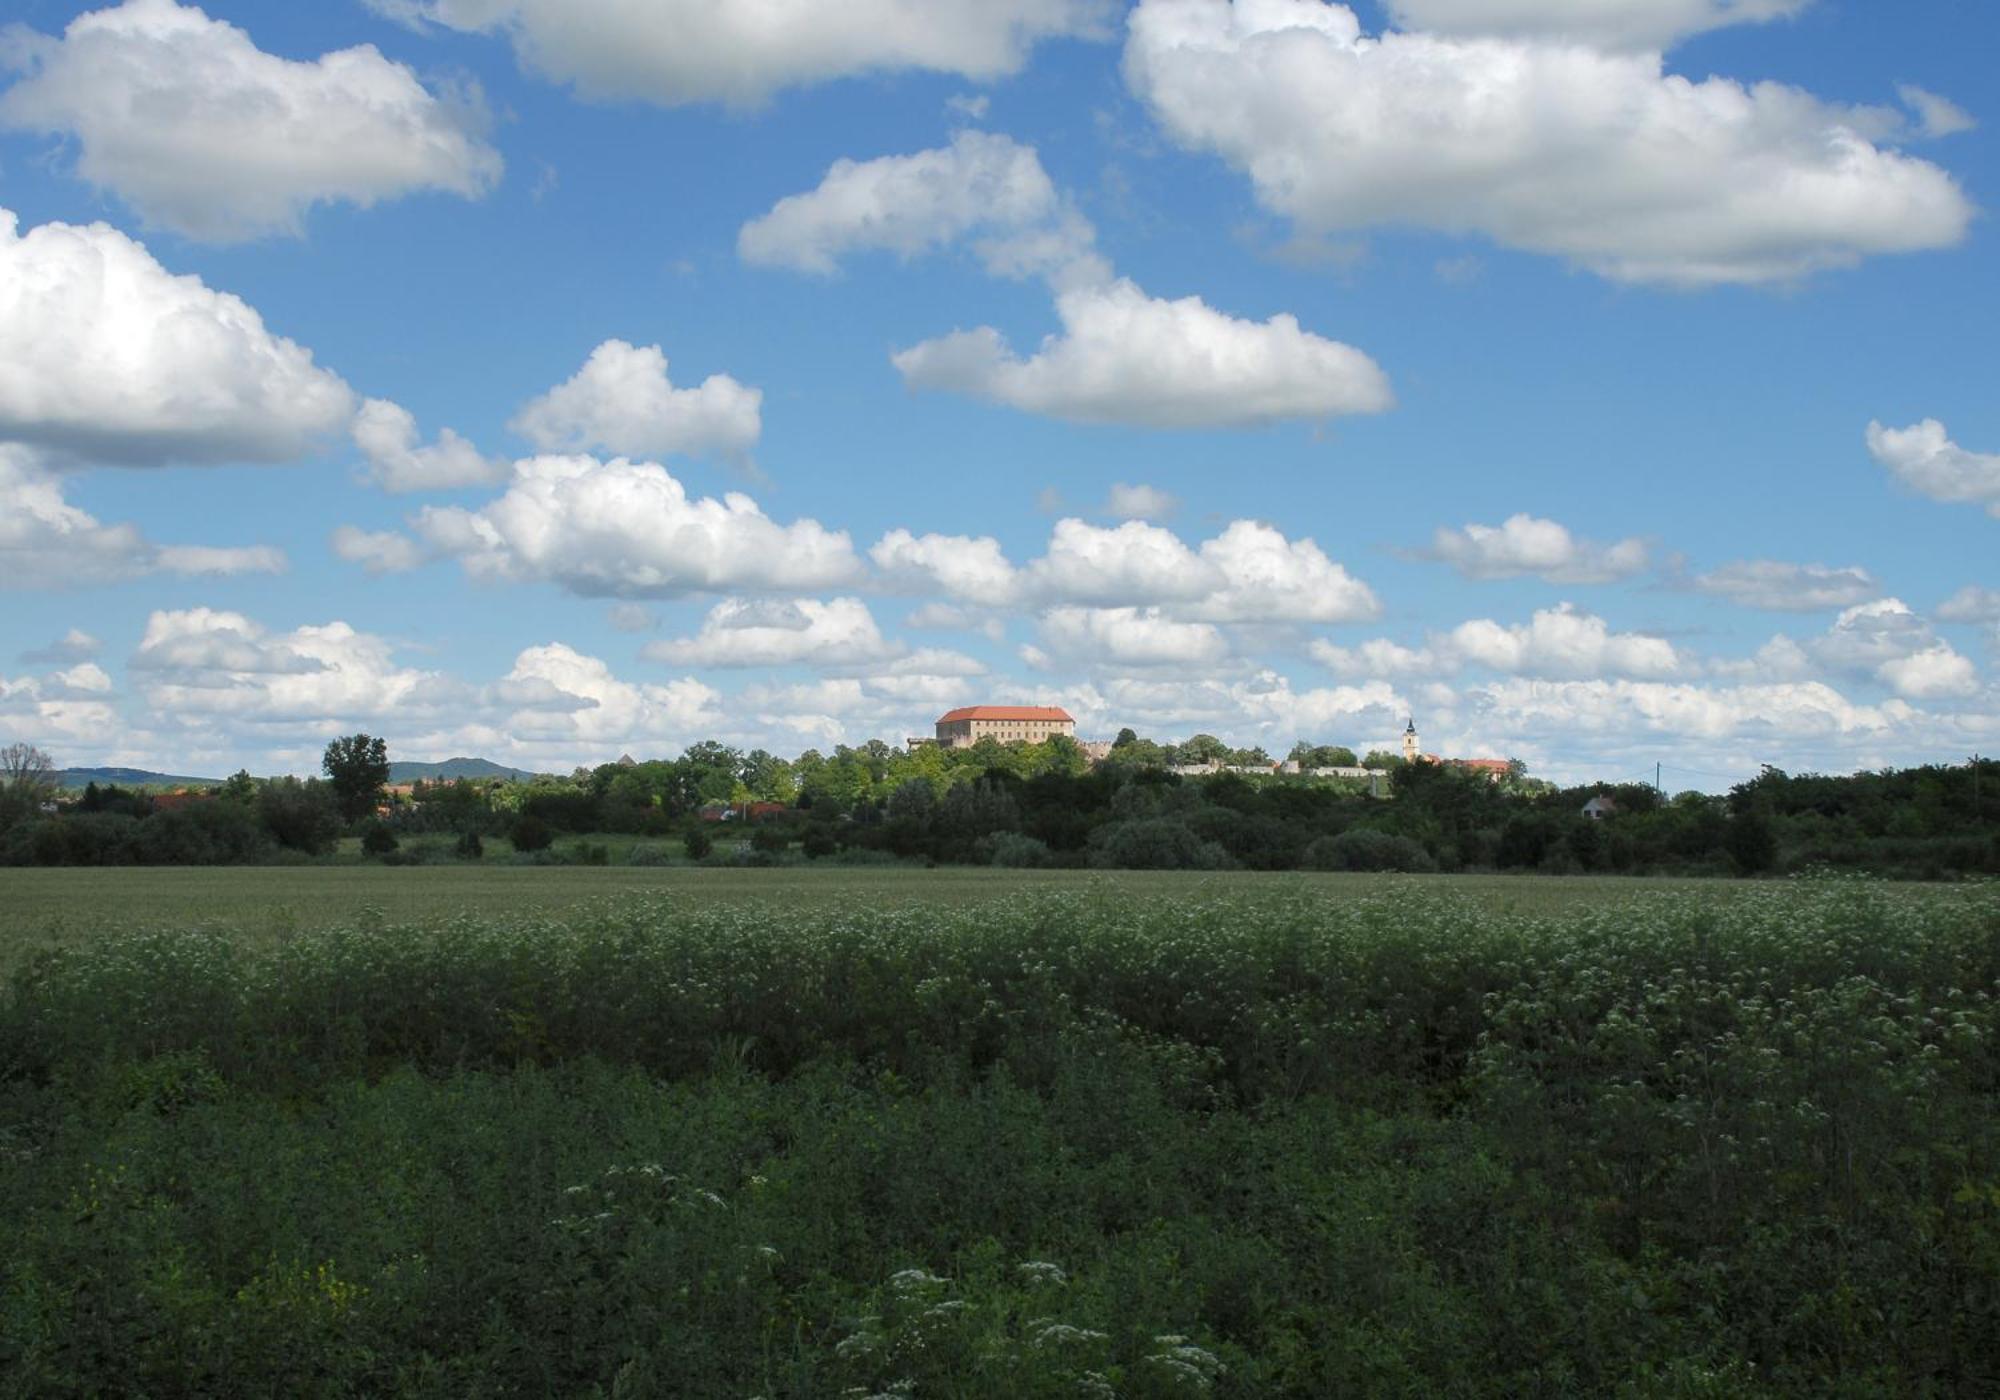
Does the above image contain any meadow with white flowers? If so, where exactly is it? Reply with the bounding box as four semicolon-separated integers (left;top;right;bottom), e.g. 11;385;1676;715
1;881;1996;1394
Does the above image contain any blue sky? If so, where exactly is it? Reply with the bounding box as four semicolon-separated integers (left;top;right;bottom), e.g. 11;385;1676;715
1;0;1995;787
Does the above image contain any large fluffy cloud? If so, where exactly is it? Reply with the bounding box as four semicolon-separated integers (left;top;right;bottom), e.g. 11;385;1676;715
1025;518;1215;606
1;447;286;586
1691;559;1880;611
893;277;1391;427
1;0;501;242
1866;419;2000;518
510;340;762;465
642;597;901;669
869;516;1378;623
0;210;354;465
373;0;1112;107
116;610;731;768
483;643;723;750
0;660;120;750
1809;599;1977;699
130;607;445;722
1183;520;1379;623
1030;606;1231;669
871;528;1021;601
748;129;1386;428
1315;602;1680;680
1423;513;1648;583
413;455;863;598
1385;0;1811;50
1123;0;1973;285
1467;676;1910;744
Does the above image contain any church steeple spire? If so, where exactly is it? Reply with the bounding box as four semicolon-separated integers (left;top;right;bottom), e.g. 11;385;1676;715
1403;716;1421;764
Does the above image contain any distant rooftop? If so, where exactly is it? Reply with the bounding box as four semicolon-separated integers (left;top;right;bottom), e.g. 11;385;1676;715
937;706;1075;723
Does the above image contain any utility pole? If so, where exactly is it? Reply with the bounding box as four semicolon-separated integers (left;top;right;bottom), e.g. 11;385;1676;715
1655;761;1662;797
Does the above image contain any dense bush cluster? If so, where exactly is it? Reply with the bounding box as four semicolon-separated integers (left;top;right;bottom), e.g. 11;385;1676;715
1;886;1996;1393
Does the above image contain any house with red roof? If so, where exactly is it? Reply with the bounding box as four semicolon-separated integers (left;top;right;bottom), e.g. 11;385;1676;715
928;705;1076;749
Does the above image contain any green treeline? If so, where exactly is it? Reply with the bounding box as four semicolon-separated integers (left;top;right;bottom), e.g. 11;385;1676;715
6;736;1998;879
1;888;1996;1393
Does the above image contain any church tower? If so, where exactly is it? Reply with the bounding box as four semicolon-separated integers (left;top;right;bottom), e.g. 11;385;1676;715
1403;717;1420;764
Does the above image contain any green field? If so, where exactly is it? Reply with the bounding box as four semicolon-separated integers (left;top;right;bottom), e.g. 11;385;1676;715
10;863;1786;960
2;878;1995;1394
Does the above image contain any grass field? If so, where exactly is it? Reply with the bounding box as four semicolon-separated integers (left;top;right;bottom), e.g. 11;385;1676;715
3;864;1815;966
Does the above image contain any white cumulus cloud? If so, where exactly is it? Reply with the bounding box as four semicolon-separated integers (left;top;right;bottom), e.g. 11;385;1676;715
1866;419;2000;518
490;643;722;747
1123;0;1973;285
1811;598;1977;699
353;398;505;493
373;0;1111;108
1423;513;1648;583
1025;518;1217;606
893;277;1391;428
871;528;1022;601
0;209;354;465
1;0;501;242
1034;606;1231;668
738;130;1074;277
413;454;863;598
510;340;762;465
869;516;1377;624
131;608;444;722
642;597;901;669
1315;603;1680;680
1185;520;1379;624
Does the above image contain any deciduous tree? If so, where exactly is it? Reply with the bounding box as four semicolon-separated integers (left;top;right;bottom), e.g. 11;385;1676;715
322;734;390;823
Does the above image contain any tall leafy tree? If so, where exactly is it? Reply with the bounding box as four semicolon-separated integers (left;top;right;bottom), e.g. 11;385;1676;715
322;734;390;823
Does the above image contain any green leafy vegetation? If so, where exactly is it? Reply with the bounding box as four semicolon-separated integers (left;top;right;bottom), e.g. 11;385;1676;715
1;884;1995;1394
5;734;1995;881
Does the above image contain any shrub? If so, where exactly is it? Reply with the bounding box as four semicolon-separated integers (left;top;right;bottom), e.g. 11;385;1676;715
800;827;838;859
750;825;789;855
454;829;484;860
1301;828;1436;873
570;841;610;866
1088;818;1231;871
258;778;340;855
360;822;399;857
979;831;1051;868
510;814;553;853
683;827;713;860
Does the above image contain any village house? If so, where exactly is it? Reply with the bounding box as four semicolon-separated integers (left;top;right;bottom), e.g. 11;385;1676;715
919;706;1077;749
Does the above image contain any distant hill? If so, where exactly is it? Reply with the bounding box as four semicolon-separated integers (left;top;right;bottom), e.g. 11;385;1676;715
388;757;543;783
57;767;220;791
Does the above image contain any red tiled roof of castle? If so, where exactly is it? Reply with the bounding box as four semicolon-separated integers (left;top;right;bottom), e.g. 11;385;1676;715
937;706;1074;723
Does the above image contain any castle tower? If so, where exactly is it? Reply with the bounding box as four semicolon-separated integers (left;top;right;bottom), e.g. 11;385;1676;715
1403;717;1420;764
